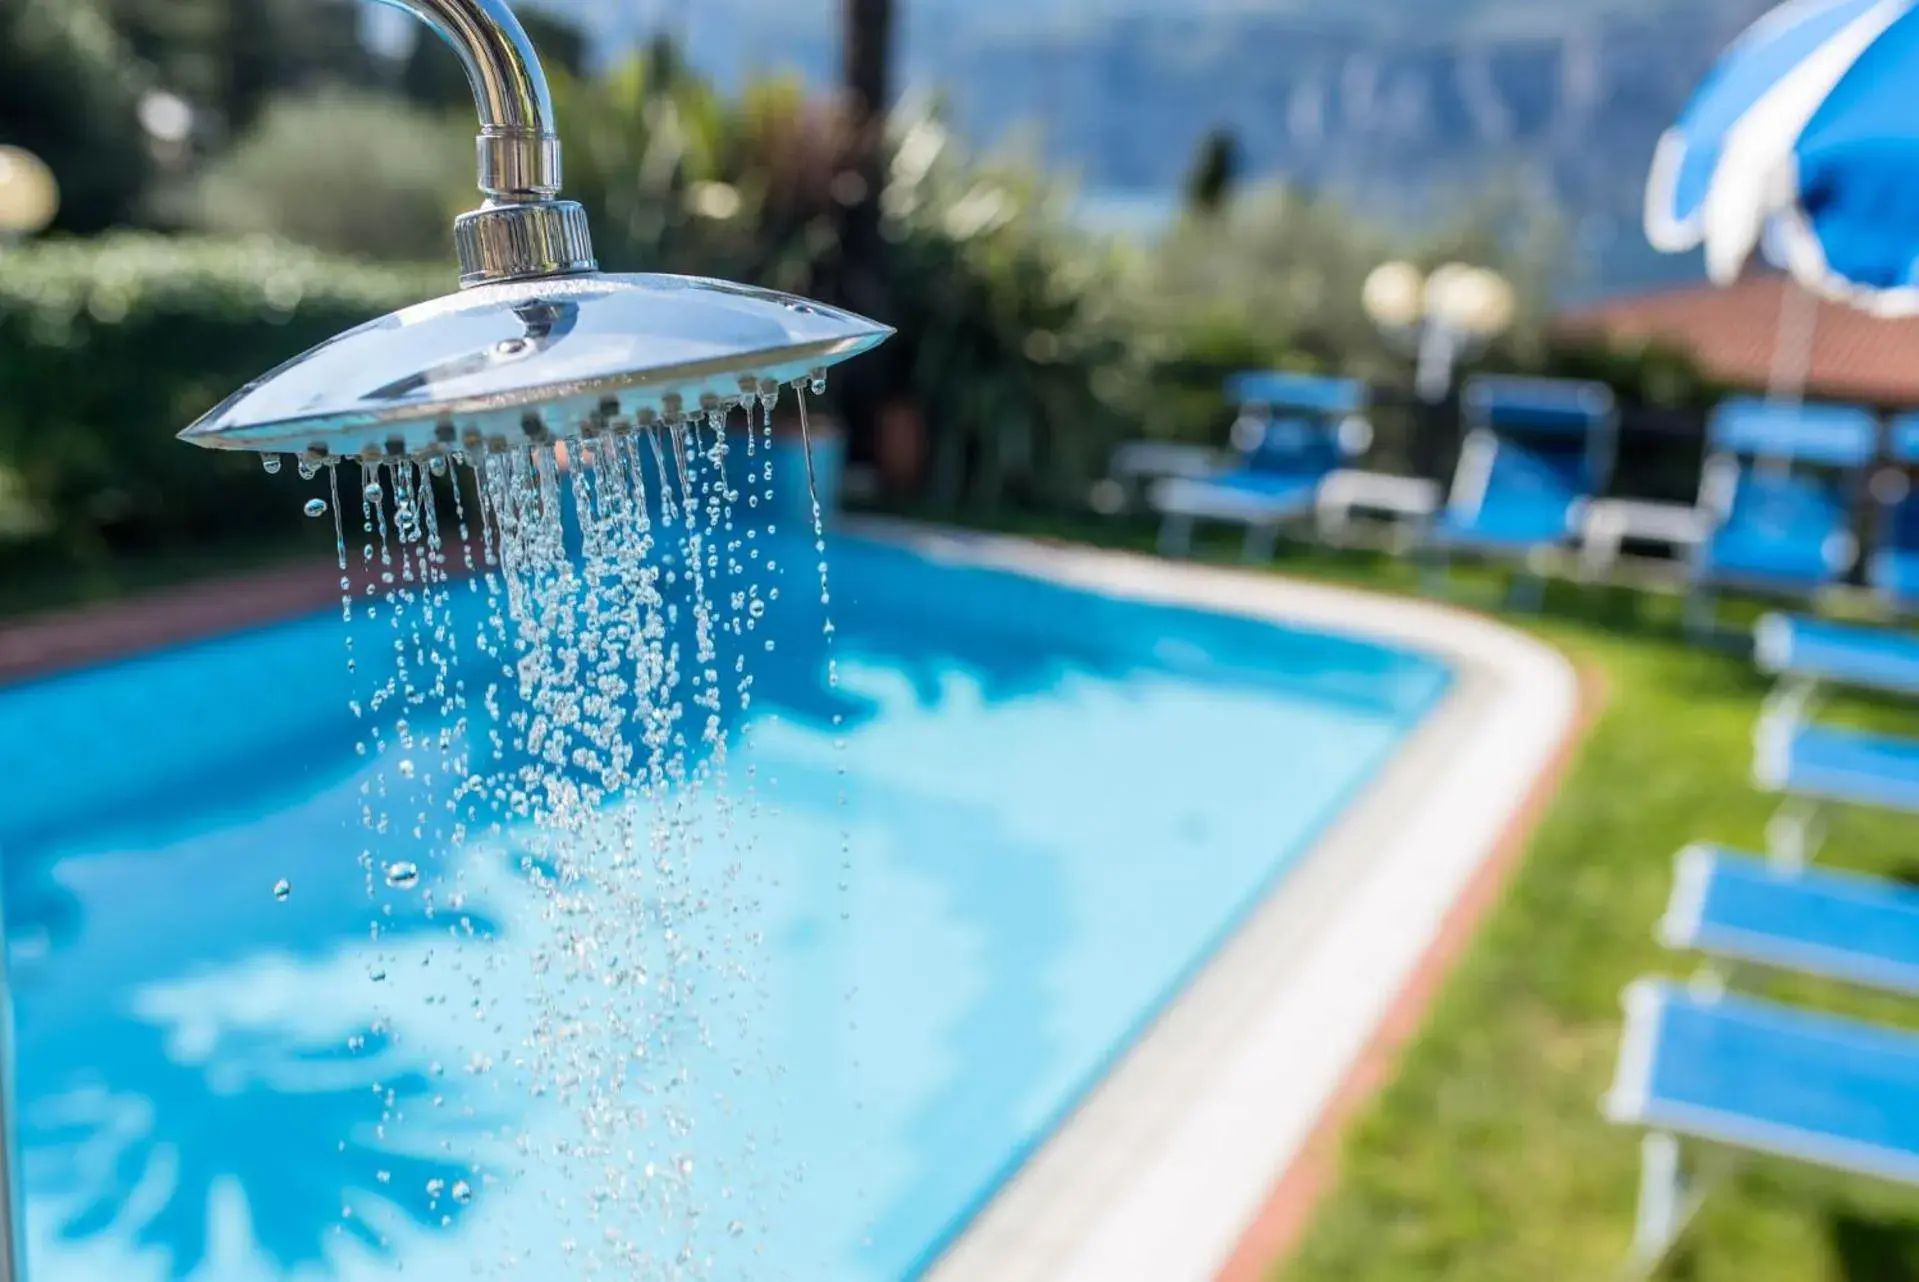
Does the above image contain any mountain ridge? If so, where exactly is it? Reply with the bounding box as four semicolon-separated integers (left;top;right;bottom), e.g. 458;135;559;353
526;0;1771;293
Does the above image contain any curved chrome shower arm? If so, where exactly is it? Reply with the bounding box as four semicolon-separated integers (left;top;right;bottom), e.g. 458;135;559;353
375;0;560;200
377;0;554;138
374;0;594;284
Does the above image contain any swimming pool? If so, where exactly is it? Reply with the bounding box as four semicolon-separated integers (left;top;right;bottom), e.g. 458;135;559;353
0;532;1449;1280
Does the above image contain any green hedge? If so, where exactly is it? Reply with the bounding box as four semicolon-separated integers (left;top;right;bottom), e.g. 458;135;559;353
0;235;447;566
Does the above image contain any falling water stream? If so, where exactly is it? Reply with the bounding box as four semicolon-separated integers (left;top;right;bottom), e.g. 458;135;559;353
279;379;836;1277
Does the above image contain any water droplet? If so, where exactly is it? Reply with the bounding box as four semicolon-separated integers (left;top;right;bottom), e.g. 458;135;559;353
261;454;283;475
728;1220;745;1238
364;480;384;503
272;878;291;902
426;1178;445;1200
369;966;387;982
428;454;448;476
298;459;319;480
450;1179;473;1205
397;758;416;779
809;374;828;395
305;498;328;518
385;861;420;889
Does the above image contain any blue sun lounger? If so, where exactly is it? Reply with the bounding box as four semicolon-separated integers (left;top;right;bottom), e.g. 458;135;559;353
1428;376;1617;595
1755;709;1919;864
1605;980;1919;1276
1661;844;1919;996
1872;413;1919;609
1686;398;1876;635
1153;371;1367;561
1755;613;1919;701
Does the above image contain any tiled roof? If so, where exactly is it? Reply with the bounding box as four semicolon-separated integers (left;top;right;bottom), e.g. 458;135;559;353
1557;274;1919;408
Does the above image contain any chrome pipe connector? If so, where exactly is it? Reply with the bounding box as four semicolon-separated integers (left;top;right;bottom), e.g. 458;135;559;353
376;0;594;286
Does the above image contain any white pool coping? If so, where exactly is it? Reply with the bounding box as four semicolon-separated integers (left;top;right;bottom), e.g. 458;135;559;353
866;526;1583;1282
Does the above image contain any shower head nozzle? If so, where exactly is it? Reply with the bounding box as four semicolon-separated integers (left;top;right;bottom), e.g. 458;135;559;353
179;274;893;460
180;0;892;459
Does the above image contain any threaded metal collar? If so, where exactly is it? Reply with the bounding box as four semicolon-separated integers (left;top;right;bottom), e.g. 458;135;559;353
453;200;596;288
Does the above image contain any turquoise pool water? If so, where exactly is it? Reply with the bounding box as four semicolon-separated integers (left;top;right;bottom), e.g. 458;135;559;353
0;534;1447;1280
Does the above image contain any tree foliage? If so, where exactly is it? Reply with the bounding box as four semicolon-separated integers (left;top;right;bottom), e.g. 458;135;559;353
0;0;150;232
1183;126;1240;217
98;0;375;135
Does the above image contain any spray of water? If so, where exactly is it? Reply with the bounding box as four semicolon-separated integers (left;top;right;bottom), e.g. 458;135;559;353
293;374;833;1275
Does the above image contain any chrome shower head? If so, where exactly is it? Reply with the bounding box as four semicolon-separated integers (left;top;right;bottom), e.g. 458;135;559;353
178;0;890;461
179;273;892;461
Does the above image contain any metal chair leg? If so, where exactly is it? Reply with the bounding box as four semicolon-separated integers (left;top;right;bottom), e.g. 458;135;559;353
1624;1132;1721;1280
1243;522;1281;564
1158;514;1195;558
1683;588;1716;642
1766;797;1825;869
1761;676;1820;729
1507;571;1548;612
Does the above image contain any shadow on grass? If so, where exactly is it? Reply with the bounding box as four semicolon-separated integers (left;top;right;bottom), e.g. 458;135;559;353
1830;1210;1919;1281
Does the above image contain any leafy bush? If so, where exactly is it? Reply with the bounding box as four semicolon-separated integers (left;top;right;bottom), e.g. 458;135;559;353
1541;333;1727;413
0;234;444;566
555;54;1148;512
880;114;1149;510
185;90;475;261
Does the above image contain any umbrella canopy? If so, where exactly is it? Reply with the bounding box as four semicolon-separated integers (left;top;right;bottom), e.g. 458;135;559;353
1648;0;1919;316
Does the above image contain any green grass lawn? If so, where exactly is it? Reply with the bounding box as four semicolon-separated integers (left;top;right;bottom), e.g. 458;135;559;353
965;512;1919;1282
1278;576;1919;1282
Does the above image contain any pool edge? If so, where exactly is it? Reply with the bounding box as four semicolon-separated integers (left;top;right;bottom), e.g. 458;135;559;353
873;524;1587;1282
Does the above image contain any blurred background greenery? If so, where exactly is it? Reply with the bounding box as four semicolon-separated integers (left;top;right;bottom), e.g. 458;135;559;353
0;0;1696;584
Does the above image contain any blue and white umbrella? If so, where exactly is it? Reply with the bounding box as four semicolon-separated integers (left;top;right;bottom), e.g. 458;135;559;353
1648;0;1919;316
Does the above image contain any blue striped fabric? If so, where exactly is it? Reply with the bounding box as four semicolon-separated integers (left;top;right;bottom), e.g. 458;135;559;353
1762;719;1919;811
1755;613;1919;693
1608;981;1919;1185
1648;0;1919;313
1709;398;1879;467
1700;468;1854;592
1664;844;1919;995
1652;0;1888;239
1793;5;1919;296
1464;375;1615;440
1225;371;1365;415
1433;439;1584;551
1889;411;1919;462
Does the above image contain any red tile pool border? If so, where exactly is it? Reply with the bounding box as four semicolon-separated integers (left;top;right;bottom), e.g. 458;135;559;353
0;560;342;687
